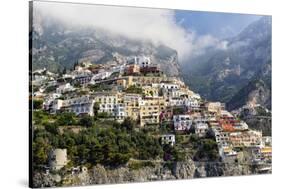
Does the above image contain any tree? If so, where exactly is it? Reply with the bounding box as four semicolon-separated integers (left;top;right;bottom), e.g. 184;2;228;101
62;67;67;74
121;117;136;131
77;145;90;162
32;99;43;110
45;122;59;135
73;61;79;70
97;112;110;118
33;137;50;165
93;102;100;116
56;112;76;126
79;115;94;127
89;144;104;164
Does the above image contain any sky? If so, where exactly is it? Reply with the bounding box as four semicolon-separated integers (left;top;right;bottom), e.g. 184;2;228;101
33;1;262;62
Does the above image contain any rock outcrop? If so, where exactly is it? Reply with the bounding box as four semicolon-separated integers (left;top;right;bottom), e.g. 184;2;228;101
33;159;265;187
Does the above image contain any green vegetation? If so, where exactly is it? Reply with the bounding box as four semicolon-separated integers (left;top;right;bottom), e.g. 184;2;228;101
193;139;219;161
32;99;43;110
32;111;163;169
163;144;187;162
56;112;77;126
79;115;95;127
128;160;155;170
88;84;111;92
124;85;143;94
32;109;221;171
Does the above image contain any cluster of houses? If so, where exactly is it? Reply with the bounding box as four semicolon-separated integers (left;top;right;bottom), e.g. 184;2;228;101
32;55;271;170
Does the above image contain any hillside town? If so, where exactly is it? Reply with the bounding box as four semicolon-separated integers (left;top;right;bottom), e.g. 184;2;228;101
31;55;271;186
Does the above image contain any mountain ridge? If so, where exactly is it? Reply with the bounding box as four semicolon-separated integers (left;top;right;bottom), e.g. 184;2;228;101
31;17;181;77
181;16;271;110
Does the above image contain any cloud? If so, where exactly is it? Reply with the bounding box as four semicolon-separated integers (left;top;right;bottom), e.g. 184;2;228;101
33;1;226;63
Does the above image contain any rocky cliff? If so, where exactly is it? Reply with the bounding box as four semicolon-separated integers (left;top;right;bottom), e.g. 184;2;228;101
33;159;267;188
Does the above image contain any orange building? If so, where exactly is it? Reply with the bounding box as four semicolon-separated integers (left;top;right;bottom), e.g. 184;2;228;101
125;64;140;75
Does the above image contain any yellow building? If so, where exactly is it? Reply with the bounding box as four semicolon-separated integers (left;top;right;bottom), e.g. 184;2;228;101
116;79;127;89
260;147;272;159
131;76;166;86
118;76;134;88
142;85;159;97
139;97;166;127
123;94;142;121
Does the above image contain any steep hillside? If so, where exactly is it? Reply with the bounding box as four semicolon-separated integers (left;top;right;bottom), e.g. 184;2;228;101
182;16;271;109
227;62;271;110
31;17;180;76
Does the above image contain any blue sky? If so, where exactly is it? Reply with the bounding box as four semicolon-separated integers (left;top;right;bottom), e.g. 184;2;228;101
175;10;262;39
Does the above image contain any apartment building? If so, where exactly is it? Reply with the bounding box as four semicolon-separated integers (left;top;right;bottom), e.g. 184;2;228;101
63;95;95;116
139;97;166;127
161;134;176;146
123;94;142;121
173;114;192;131
229;130;262;147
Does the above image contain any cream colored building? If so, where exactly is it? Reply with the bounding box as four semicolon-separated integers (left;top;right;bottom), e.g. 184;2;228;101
131;76;166;86
139;97;166;127
229;130;262;147
123;94;142;121
93;92;123;117
205;102;225;114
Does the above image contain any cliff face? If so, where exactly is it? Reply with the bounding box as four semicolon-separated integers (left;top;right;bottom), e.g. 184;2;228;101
194;162;251;178
88;161;195;185
33;159;267;188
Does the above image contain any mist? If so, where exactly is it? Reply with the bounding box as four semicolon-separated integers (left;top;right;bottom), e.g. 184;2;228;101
33;1;227;63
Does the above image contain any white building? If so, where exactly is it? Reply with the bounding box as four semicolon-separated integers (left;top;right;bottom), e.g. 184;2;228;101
114;103;125;120
56;83;74;94
184;98;200;111
50;99;64;114
43;99;64;114
111;64;126;74
195;122;209;137
233;121;249;131
161;88;181;98
159;83;180;90
161;134;176;146
189;93;201;100
94;93;125;120
173;115;192;131
63;95;95;116
127;56;151;68
91;71;112;82
168;98;185;107
32;75;48;86
212;128;230;147
49;148;68;171
262;136;272;147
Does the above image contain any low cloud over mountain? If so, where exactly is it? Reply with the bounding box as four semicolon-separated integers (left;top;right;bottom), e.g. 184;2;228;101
33;1;227;62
